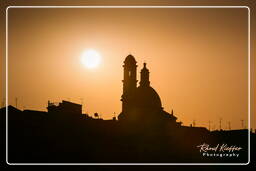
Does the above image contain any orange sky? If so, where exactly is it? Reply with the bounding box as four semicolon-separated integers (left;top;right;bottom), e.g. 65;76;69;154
0;2;254;131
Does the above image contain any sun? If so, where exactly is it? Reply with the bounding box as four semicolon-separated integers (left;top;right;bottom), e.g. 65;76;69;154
81;49;101;69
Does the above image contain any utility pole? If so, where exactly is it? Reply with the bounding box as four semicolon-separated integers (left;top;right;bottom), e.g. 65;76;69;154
228;121;231;130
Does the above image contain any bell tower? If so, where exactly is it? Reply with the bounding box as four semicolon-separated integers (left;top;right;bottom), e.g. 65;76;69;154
120;54;137;118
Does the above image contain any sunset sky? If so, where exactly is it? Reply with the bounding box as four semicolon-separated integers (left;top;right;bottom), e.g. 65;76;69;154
1;5;253;130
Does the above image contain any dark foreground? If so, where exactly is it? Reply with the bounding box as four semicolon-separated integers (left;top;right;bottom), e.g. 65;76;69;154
1;106;254;164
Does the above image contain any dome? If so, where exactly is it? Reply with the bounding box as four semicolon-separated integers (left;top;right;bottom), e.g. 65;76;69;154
124;54;136;64
135;86;162;109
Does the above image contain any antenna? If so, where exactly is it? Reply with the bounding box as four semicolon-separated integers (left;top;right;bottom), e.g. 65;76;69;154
113;112;117;121
208;120;211;131
1;98;4;108
219;118;222;130
193;120;196;127
241;120;244;129
80;98;84;113
15;97;18;108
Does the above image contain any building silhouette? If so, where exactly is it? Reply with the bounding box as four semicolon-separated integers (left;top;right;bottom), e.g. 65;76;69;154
0;54;252;163
118;55;179;126
47;100;82;114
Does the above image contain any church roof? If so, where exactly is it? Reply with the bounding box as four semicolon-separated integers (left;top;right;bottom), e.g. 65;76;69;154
135;86;162;109
124;54;136;64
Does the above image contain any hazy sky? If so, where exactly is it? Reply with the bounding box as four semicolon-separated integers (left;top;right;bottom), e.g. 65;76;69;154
2;5;252;130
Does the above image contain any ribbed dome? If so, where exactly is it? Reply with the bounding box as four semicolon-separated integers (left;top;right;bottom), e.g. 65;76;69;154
135;86;162;109
124;54;136;64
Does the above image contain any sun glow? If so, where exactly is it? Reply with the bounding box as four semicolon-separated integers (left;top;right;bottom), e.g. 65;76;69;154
81;49;102;69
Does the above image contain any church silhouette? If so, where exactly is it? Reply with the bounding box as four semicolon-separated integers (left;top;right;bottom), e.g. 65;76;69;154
0;54;251;164
119;55;180;126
